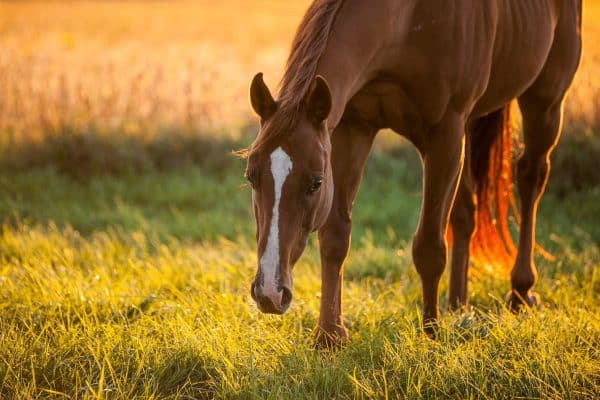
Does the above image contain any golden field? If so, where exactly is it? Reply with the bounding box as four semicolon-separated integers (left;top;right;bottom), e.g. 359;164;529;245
0;1;309;140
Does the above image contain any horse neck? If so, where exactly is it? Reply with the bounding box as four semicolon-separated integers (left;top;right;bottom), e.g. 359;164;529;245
314;0;413;130
313;2;389;130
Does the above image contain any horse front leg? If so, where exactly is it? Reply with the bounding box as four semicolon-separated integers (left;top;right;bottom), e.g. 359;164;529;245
413;112;465;337
316;120;376;348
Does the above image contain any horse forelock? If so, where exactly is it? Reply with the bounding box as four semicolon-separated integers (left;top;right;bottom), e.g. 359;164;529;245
248;108;299;158
248;0;343;158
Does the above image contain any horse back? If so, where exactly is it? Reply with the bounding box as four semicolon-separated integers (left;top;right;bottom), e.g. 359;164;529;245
339;0;581;135
397;0;570;117
473;0;582;115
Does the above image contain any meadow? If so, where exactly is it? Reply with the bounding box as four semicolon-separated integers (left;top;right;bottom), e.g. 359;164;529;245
0;1;599;399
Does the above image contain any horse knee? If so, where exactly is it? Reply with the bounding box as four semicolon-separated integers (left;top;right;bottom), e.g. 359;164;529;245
412;233;447;280
319;217;351;266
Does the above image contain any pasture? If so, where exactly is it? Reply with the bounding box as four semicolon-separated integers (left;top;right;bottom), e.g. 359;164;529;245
0;1;599;398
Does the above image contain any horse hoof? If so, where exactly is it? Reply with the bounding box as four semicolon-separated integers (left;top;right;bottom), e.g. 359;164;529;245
505;290;541;312
314;325;348;349
422;318;439;339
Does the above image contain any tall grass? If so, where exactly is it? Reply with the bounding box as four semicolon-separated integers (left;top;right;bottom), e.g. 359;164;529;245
0;1;305;137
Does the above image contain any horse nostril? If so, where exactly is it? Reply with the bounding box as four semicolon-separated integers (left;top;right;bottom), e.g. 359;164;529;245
280;286;293;309
250;280;260;301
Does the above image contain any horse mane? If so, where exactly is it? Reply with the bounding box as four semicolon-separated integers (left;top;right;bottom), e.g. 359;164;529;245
249;0;344;156
278;0;343;111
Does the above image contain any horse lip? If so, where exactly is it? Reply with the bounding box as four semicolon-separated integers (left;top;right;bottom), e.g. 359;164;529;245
255;296;289;314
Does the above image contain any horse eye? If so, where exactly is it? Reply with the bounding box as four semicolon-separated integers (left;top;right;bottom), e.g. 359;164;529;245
308;176;323;194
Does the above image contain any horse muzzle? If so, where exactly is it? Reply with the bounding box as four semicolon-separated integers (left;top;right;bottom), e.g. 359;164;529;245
250;279;293;314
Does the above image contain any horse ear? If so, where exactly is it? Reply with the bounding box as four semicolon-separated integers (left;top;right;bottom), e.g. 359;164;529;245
306;75;332;124
250;73;276;120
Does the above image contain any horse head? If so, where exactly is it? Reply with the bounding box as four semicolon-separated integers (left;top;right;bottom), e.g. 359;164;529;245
245;72;334;314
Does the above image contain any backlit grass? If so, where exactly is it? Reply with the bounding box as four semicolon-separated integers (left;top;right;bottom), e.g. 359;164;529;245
1;153;599;399
1;224;599;399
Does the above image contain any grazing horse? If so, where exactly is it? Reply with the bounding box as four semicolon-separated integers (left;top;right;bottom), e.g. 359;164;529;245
245;0;582;346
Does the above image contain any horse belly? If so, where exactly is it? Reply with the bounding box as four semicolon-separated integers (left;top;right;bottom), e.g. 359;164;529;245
472;1;558;116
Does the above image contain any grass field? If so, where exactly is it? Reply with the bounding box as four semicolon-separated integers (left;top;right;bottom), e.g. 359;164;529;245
1;1;599;399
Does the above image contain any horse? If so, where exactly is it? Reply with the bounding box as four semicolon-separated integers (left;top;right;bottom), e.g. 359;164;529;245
244;0;582;347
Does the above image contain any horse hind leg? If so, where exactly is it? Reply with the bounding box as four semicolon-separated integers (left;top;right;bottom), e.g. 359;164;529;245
448;143;476;310
508;0;581;311
508;97;564;311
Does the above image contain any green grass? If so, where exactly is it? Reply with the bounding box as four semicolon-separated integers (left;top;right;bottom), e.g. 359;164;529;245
1;141;599;399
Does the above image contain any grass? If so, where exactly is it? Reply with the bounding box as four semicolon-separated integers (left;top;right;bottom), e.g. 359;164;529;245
1;151;599;399
1;0;599;398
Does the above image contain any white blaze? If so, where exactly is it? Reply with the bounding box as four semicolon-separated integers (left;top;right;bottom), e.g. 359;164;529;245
259;147;293;300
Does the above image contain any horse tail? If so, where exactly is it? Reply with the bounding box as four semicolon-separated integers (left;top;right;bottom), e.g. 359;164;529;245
468;103;518;276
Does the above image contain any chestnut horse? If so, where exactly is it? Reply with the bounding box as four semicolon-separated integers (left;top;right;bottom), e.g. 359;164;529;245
245;0;582;346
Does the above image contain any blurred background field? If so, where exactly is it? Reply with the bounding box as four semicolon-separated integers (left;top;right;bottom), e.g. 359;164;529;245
0;1;599;398
0;0;599;189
